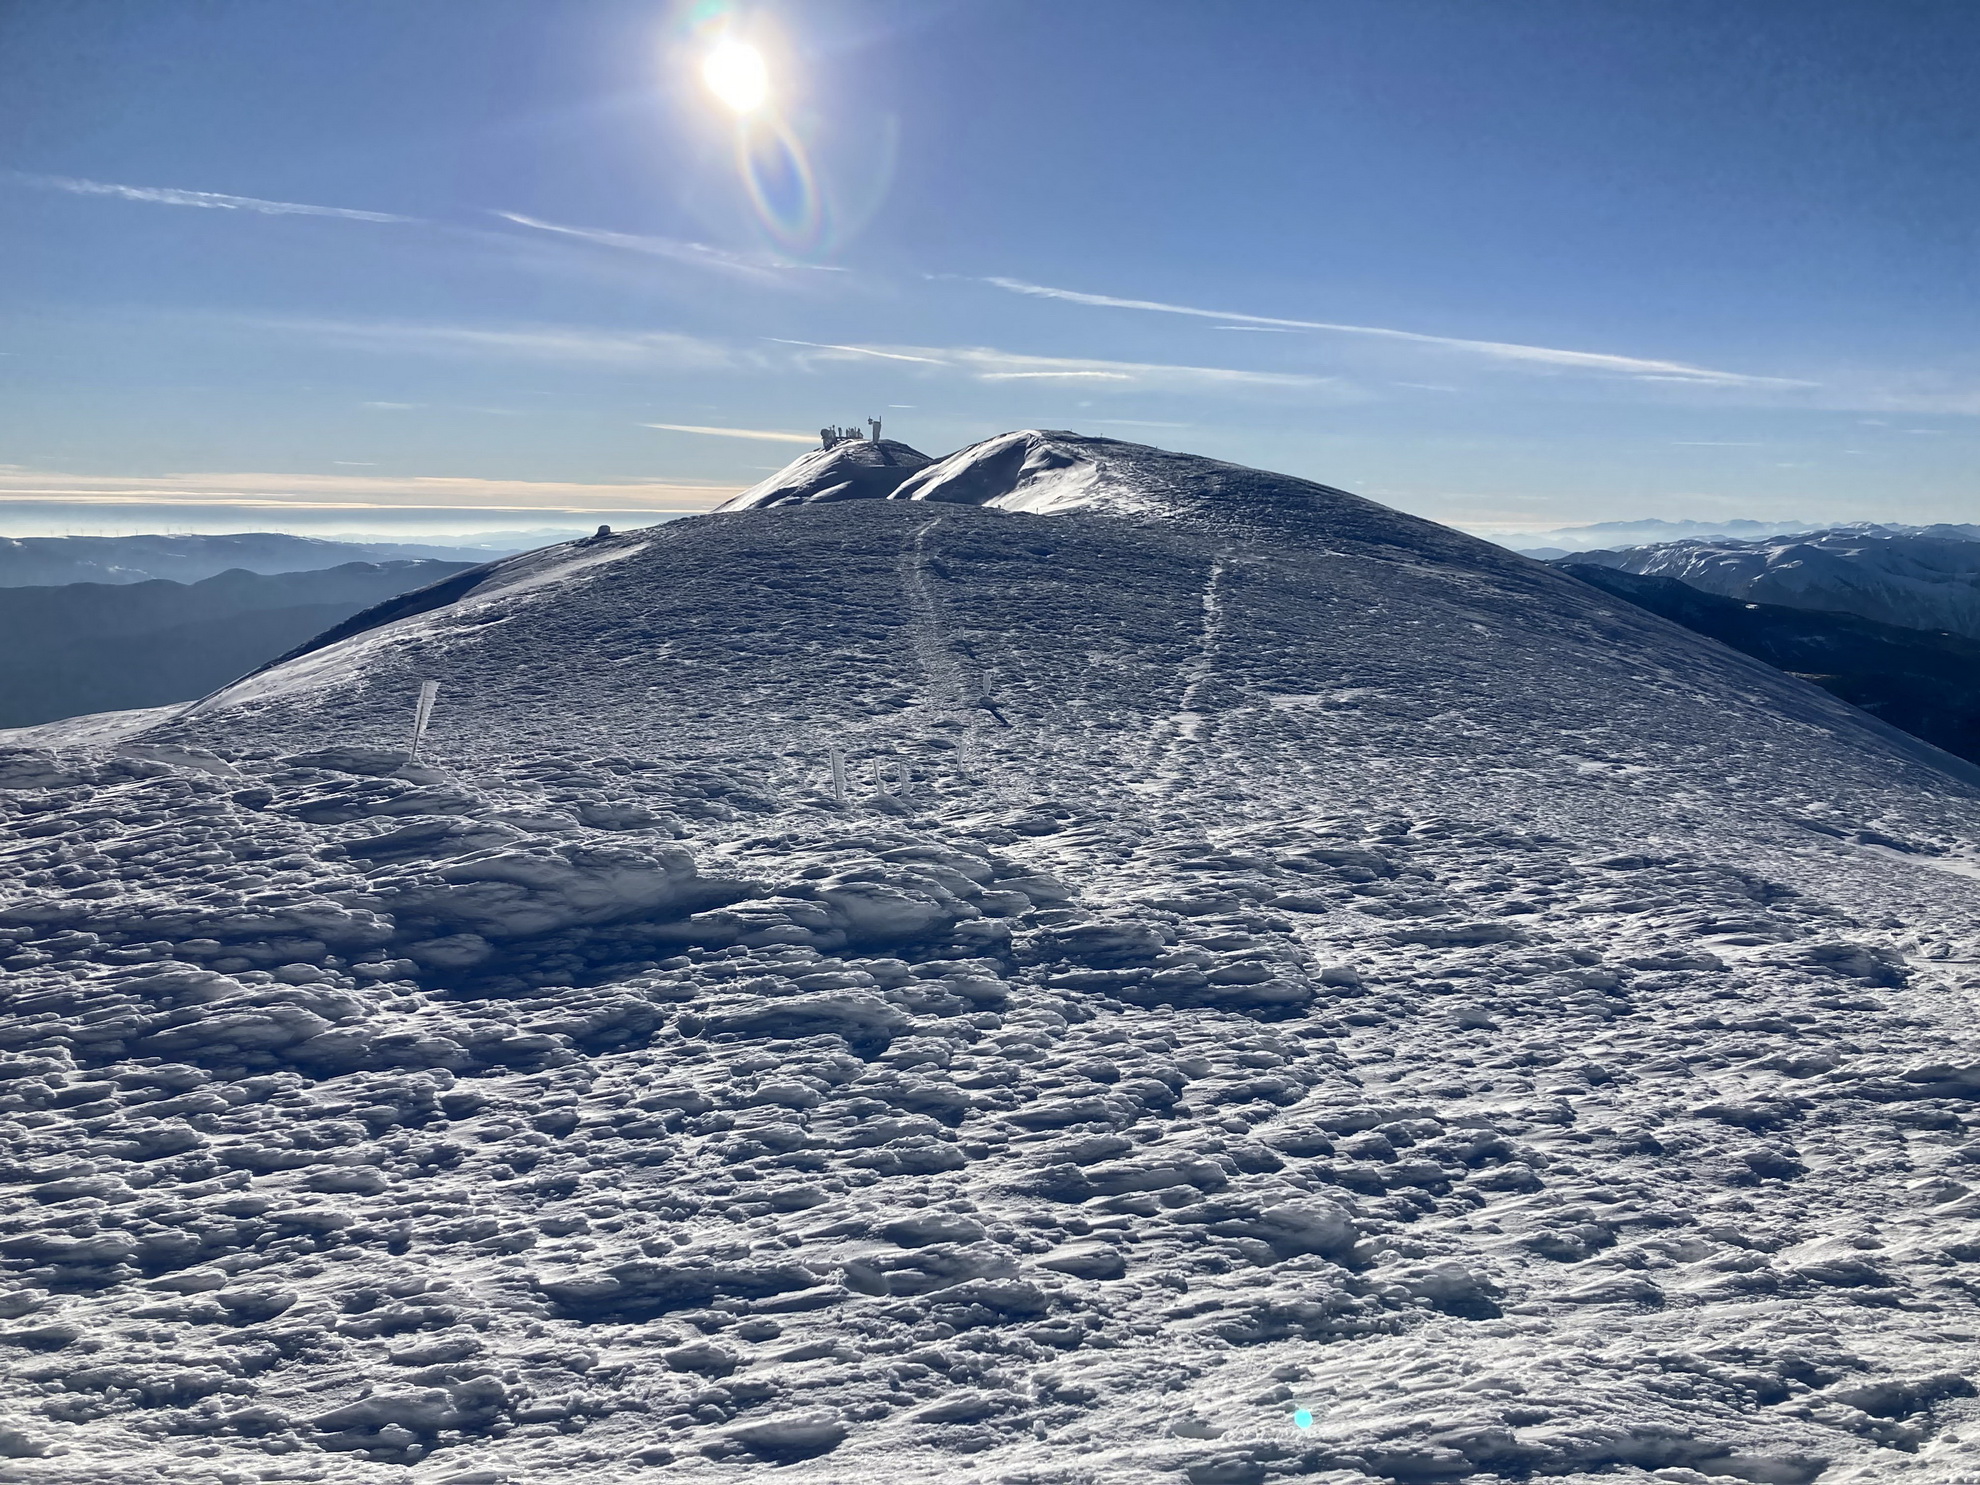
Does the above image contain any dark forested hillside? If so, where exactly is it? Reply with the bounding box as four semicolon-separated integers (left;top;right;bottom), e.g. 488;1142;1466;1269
0;559;472;725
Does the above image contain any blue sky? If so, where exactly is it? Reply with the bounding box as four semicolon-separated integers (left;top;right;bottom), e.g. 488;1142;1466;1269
2;0;1975;539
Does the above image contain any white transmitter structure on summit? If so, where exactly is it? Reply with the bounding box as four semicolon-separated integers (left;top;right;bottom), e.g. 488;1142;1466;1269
819;417;882;449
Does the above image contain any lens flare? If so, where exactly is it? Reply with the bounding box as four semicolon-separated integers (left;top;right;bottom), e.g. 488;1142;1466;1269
702;38;768;113
671;4;893;260
735;115;823;253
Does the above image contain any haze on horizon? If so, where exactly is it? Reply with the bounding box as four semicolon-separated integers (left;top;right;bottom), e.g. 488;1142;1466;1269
1;0;1976;541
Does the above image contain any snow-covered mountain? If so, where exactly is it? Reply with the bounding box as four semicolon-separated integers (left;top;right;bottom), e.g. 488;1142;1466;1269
4;431;1979;1485
1473;516;1829;556
1488;520;1980;561
722;437;933;508
1568;527;1980;640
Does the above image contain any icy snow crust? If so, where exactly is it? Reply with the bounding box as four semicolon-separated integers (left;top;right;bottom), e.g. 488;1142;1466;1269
5;433;1980;1483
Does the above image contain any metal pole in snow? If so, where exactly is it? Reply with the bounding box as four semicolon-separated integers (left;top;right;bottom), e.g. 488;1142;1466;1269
829;746;847;804
408;680;440;761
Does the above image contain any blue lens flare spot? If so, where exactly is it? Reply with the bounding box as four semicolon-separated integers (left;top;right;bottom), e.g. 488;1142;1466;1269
736;117;824;254
1293;1409;1314;1430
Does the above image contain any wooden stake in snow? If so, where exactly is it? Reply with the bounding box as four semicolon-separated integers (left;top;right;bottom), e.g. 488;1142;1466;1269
408;680;440;761
828;746;848;804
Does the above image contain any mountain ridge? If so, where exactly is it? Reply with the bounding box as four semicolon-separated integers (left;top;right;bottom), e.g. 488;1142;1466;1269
1488;517;1980;557
0;532;520;587
1566;527;1980;640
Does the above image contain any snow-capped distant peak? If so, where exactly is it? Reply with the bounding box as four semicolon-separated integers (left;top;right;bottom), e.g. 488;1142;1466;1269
1568;526;1980;641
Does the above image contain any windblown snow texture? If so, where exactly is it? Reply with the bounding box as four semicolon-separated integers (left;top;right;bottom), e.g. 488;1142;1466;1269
5;431;1980;1485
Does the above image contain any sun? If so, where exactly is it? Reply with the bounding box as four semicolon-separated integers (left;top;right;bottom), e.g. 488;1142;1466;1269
702;38;769;114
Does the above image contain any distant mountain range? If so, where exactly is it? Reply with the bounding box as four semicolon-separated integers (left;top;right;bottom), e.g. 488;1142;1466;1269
0;559;474;726
1475;517;1825;555
1565;526;1980;641
1484;517;1980;558
0;532;521;587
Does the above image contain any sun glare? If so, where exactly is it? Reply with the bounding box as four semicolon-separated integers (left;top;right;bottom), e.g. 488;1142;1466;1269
702;38;769;114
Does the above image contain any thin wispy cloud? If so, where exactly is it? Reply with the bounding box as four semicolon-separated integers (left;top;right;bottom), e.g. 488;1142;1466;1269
259;317;747;369
769;338;946;365
782;339;1334;392
0;467;739;512
642;422;819;444
982;370;1133;381
492;212;841;277
252;317;1328;395
25;173;414;223
941;345;1331;391
982;276;1811;388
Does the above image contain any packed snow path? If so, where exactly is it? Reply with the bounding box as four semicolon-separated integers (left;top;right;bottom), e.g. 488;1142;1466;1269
4;432;1980;1484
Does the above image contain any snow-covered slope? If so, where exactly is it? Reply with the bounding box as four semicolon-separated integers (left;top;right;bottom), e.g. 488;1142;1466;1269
5;433;1980;1485
731;428;1463;533
888;429;1122;514
1570;528;1980;641
719;438;933;509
